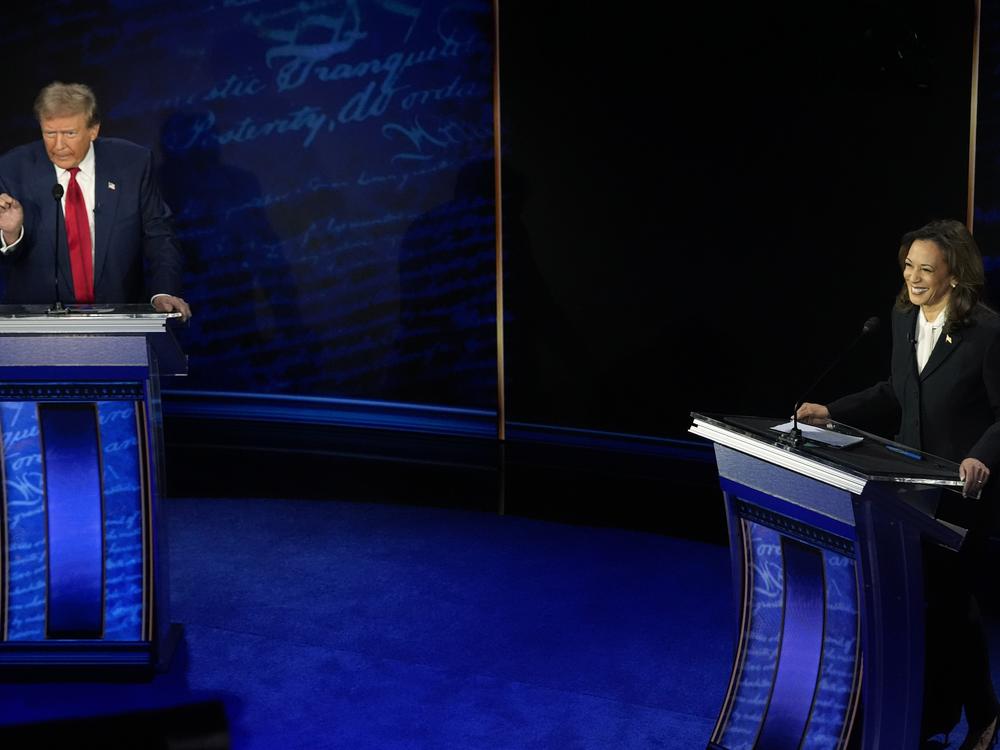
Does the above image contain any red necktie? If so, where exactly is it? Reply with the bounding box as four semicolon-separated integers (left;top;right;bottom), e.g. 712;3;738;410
64;167;94;303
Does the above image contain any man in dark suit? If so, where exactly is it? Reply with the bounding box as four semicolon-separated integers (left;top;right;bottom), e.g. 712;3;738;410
0;81;190;319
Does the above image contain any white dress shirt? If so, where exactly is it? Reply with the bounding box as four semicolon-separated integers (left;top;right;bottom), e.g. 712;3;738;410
915;307;947;373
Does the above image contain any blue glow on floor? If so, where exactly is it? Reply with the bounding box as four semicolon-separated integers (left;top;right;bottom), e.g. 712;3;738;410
0;498;733;749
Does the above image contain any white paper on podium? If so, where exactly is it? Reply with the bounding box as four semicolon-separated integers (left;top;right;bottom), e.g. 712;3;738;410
770;421;864;448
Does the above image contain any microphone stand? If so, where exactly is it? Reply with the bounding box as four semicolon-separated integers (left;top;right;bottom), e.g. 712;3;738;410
48;183;67;315
778;317;880;449
782;408;806;449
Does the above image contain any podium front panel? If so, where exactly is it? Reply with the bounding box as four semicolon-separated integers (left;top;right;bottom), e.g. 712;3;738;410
0;318;182;673
0;387;150;646
710;508;861;749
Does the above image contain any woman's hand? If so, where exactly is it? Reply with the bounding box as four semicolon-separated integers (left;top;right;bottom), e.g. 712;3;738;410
960;457;991;499
795;402;830;426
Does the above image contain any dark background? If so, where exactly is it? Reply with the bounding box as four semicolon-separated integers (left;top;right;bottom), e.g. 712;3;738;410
0;0;993;460
501;0;984;437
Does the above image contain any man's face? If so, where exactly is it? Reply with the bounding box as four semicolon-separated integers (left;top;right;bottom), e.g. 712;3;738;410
40;112;100;170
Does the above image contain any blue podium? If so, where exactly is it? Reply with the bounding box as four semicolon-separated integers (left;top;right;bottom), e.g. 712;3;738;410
691;413;966;750
0;305;185;674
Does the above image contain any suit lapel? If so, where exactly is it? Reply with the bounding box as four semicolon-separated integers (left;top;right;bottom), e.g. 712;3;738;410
28;145;74;300
92;140;120;294
901;307;919;378
920;323;961;381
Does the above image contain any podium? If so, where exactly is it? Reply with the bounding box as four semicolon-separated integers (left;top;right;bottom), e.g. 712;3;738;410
690;413;966;750
0;305;186;675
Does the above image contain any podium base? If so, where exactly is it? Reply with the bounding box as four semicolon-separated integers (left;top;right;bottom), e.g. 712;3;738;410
156;623;185;673
0;622;184;681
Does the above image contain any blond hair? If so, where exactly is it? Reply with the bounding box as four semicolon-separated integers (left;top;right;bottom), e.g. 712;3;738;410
34;82;100;126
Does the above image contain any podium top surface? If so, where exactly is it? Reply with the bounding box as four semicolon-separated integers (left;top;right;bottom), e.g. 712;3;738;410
0;304;181;334
0;305;187;375
691;412;963;493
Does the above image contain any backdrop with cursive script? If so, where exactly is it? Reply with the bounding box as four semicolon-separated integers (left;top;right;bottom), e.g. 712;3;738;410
0;0;498;411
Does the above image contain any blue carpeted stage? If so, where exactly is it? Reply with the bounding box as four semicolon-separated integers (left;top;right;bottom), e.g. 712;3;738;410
0;496;735;748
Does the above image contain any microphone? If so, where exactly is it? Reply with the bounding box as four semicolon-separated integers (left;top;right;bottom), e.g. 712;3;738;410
48;183;66;314
861;315;880;335
781;316;881;448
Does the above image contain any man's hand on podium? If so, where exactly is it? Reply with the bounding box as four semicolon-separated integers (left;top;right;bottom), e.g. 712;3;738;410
152;294;192;322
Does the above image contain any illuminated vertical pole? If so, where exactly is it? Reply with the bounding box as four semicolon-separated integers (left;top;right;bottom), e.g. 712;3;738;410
968;0;981;231
492;0;506;443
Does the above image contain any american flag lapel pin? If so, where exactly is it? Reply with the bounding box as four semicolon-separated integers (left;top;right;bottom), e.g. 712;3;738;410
107;181;116;191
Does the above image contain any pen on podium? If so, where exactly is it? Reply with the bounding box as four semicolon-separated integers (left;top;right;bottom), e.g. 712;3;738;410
885;443;922;461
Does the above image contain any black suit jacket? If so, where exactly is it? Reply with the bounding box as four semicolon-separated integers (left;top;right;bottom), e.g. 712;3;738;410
0;137;183;304
829;304;1000;527
830;304;1000;466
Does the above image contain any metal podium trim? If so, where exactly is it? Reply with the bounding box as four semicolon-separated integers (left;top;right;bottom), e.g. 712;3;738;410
690;418;868;494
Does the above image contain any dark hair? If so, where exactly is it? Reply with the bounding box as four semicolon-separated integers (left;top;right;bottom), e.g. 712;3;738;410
895;219;985;329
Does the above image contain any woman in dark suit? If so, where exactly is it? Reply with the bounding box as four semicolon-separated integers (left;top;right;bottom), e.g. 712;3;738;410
798;219;1000;749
